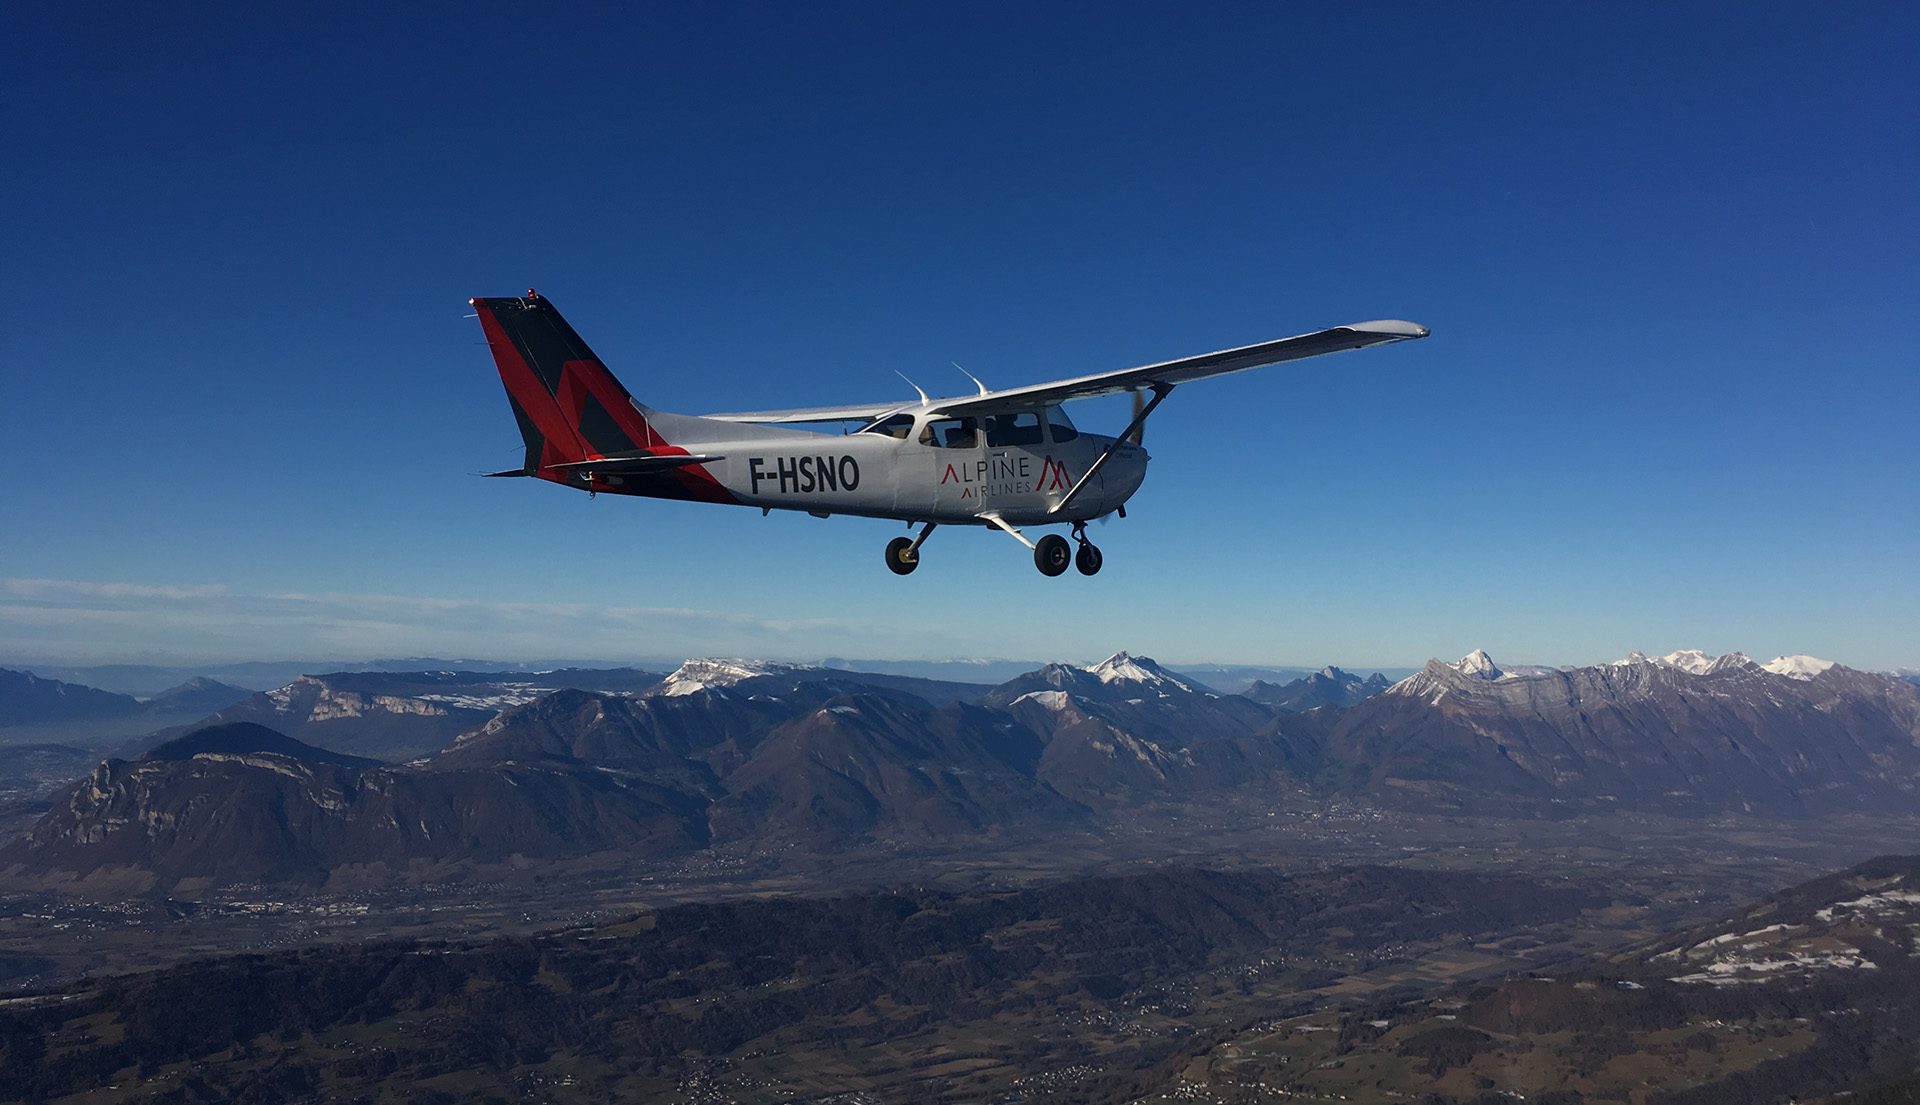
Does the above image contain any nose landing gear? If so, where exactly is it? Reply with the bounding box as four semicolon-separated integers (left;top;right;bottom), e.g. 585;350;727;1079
1070;521;1102;576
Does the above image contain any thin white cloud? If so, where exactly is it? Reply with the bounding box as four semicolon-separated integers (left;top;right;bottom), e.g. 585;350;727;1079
4;578;230;602
0;577;911;666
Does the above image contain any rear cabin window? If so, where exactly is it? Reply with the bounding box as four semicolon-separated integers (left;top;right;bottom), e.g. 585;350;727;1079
1046;406;1078;443
983;411;1044;448
920;416;979;449
861;413;915;439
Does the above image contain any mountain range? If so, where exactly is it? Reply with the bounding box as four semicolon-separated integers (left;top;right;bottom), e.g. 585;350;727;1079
1268;648;1920;817
0;668;251;730
137;667;671;761
1243;666;1392;711
5;647;1919;890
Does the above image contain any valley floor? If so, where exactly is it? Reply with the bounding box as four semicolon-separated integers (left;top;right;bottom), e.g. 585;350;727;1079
7;807;1918;991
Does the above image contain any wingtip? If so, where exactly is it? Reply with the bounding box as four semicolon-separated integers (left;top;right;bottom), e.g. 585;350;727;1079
1346;319;1430;339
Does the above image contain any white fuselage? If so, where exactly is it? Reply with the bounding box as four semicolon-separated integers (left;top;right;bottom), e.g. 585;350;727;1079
644;406;1147;526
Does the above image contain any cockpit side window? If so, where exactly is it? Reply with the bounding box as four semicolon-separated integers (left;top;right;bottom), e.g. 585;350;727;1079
919;416;979;449
1045;405;1078;443
983;411;1044;448
861;413;915;439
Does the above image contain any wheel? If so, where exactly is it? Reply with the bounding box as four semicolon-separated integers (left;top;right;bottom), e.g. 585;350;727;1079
885;536;919;575
1034;534;1072;576
1075;541;1103;576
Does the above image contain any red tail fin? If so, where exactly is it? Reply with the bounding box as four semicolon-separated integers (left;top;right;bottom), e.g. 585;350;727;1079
471;293;736;503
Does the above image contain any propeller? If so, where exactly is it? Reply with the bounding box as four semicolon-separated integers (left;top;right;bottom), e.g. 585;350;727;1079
1127;389;1145;446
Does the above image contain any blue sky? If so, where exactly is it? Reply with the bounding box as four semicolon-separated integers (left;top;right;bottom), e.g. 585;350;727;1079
2;3;1914;672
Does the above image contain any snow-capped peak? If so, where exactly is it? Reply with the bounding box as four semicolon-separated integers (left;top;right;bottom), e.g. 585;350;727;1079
656;658;820;696
1453;650;1503;680
1084;652;1192;691
1441;651;1560;681
1613;650;1754;675
1762;655;1837;680
1659;649;1720;675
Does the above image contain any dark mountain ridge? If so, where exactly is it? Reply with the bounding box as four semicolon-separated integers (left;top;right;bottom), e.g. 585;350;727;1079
0;668;251;731
0;668;142;727
134;676;252;718
2;686;1080;884
1242;666;1392;712
141;721;381;768
9;724;711;884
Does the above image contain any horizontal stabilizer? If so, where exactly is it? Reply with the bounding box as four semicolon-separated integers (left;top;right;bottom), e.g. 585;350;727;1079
544;453;724;475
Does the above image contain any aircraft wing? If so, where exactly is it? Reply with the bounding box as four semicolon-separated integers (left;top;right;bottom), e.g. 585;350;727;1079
930;320;1429;415
701;320;1427;423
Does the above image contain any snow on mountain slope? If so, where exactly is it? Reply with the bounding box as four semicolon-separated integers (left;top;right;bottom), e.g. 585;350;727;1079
1612;649;1755;675
655;659;822;697
1083;652;1200;692
1763;655;1838;680
1658;649;1720;674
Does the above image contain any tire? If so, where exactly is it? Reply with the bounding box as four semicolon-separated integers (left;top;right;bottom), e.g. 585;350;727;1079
885;536;919;575
1034;534;1072;576
1075;541;1103;576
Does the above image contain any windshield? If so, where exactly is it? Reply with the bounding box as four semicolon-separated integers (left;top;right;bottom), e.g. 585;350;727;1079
1045;405;1078;442
859;413;915;439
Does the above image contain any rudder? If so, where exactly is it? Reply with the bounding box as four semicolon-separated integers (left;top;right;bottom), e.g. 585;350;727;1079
471;291;661;476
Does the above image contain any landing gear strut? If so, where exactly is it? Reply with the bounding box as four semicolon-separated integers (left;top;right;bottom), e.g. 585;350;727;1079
1071;522;1102;576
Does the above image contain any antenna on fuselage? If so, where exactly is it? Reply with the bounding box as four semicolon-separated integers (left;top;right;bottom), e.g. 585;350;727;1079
895;371;930;405
953;362;989;396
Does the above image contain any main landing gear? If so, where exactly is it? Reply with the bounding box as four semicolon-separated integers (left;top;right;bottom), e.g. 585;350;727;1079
1033;524;1102;578
884;537;917;575
884;521;1101;577
884;522;937;575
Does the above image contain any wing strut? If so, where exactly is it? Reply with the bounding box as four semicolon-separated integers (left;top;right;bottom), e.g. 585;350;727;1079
980;513;1036;549
1050;384;1173;515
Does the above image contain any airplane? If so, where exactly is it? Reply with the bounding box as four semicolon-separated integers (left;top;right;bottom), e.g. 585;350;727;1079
472;292;1427;576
